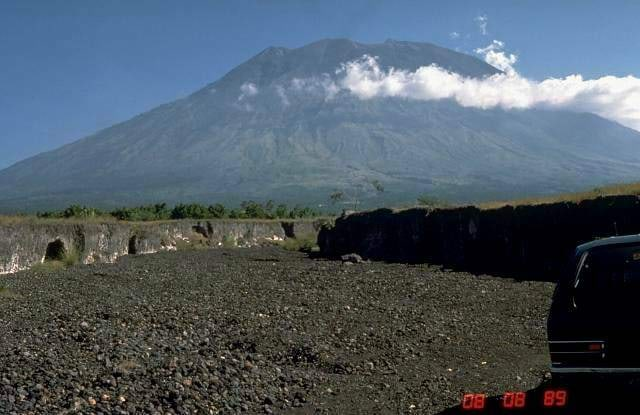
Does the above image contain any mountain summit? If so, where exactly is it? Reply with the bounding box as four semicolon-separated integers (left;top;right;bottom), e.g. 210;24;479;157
2;39;640;211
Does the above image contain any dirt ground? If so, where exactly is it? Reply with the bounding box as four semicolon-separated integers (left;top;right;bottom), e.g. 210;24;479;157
0;247;555;414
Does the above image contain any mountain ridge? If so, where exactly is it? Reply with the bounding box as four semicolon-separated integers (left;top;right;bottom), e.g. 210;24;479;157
1;38;640;212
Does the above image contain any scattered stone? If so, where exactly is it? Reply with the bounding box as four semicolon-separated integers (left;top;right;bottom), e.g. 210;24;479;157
340;253;363;264
0;246;554;414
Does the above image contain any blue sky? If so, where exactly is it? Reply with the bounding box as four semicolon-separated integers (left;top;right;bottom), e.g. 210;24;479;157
2;0;640;169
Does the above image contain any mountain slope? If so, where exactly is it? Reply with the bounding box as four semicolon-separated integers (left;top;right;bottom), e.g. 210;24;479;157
1;38;640;211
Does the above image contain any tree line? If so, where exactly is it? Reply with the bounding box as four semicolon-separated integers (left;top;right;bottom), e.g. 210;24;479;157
37;201;323;221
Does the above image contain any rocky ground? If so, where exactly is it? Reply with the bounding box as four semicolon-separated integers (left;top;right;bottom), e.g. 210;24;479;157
0;247;554;414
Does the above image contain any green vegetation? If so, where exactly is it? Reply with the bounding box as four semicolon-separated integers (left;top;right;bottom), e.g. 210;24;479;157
0;284;18;299
278;235;318;253
34;200;324;222
221;235;236;248
416;195;451;208
12;180;640;224
329;178;385;211
175;239;210;251
112;203;171;221
31;260;67;273
175;233;210;251
477;181;640;210
61;249;80;267
406;181;640;211
38;204;106;219
32;246;80;272
329;191;345;205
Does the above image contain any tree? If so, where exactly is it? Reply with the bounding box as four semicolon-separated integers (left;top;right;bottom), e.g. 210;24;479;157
353;179;385;210
264;200;275;215
329;191;345;205
370;179;384;193
241;201;267;218
275;204;289;218
208;203;226;218
329;179;384;211
62;205;103;218
289;205;317;218
171;203;208;219
417;195;447;208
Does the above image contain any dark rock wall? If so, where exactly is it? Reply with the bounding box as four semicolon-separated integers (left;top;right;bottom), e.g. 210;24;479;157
319;195;640;281
0;220;321;275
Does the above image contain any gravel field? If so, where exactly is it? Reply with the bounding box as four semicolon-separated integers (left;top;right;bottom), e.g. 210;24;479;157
0;247;555;414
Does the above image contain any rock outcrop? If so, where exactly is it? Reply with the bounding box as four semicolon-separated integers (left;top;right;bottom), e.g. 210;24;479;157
0;219;323;275
319;195;640;281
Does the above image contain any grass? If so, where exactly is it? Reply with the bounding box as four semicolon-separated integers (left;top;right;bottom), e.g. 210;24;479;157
390;181;640;213
61;249;80;267
0;215;334;226
0;284;19;299
477;181;640;210
0;215;118;225
279;235;318;253
176;239;210;251
4;182;639;224
31;249;80;273
31;261;66;273
221;235;236;248
175;234;210;251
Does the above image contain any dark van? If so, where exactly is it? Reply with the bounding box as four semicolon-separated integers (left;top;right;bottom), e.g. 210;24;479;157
547;235;640;377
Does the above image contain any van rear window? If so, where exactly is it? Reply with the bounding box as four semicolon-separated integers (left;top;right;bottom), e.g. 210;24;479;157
574;245;640;308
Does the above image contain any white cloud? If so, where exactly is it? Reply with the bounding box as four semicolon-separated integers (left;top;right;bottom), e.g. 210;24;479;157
475;15;488;35
234;82;259;111
336;48;640;131
234;40;640;131
449;31;460;40
475;40;517;75
238;82;258;101
275;85;290;106
290;75;340;100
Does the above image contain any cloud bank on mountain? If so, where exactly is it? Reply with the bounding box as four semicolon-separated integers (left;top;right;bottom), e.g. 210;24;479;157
334;41;640;131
